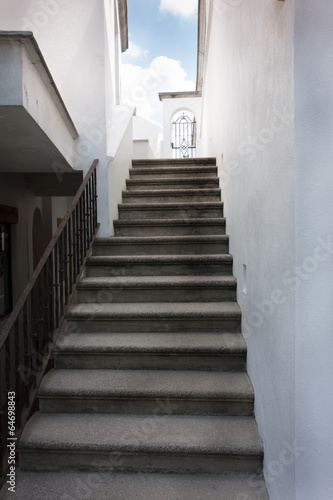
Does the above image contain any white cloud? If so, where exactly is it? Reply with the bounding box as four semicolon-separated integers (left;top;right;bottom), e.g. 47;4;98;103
121;56;195;122
159;0;198;18
123;40;148;60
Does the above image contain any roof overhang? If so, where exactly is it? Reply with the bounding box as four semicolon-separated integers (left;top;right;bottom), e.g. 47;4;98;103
118;0;129;53
159;91;202;101
196;0;206;93
0;31;78;173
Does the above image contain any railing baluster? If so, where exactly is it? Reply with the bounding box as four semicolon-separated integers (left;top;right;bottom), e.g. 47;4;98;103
0;159;99;486
22;301;30;409
68;217;73;294
54;242;59;328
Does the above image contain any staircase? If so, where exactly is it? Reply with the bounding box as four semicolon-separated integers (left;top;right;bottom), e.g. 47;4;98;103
14;158;269;499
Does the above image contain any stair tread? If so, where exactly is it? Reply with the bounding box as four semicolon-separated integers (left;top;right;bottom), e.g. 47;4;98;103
129;167;217;174
68;302;241;318
19;413;263;455
39;369;253;399
127;176;219;184
0;471;269;500
132;157;217;166
77;275;237;288
94;235;229;244
87;254;233;263
114;217;226;226
122;188;221;195
55;332;247;353
118;202;223;209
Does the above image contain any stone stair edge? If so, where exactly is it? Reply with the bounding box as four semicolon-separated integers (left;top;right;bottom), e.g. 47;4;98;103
54;332;247;353
113;217;226;226
94;235;229;244
132;157;217;166
38;369;254;399
129;168;217;177
19;413;263;456
77;275;237;288
118;202;224;209
67;302;242;319
86;254;233;263
0;470;269;500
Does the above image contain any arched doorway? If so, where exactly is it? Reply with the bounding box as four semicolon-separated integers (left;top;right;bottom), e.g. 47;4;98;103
171;110;197;159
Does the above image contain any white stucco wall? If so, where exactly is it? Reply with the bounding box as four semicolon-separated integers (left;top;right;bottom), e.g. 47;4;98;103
200;1;295;499
133;115;163;159
108;116;133;234
0;0;126;236
295;1;333;498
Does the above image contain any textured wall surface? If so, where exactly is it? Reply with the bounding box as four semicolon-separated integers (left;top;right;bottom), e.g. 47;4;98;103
200;1;295;498
295;1;333;498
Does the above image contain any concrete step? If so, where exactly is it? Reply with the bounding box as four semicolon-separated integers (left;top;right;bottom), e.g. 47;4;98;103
54;332;247;371
38;369;254;416
126;177;220;190
77;276;237;303
118;202;224;220
92;235;229;256
66;302;241;333
0;470;269;500
129;166;218;180
86;254;233;277
122;188;222;203
114;218;226;236
132;157;217;168
19;413;264;474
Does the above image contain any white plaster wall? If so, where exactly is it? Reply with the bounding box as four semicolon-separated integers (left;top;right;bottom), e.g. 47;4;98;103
51;196;73;235
295;1;333;498
0;0;125;236
162;96;202;158
200;1;295;498
21;44;77;167
108;117;133;234
133;115;163;159
133;140;154;160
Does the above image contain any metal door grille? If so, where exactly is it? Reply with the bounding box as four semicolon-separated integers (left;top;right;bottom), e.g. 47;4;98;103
171;113;196;158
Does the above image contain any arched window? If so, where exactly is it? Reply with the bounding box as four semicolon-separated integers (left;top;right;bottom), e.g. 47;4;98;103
171;110;197;159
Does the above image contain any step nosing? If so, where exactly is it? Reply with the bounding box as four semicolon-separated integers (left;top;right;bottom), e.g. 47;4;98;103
54;332;247;354
87;254;233;263
39;370;254;398
19;414;264;455
94;235;229;243
122;188;221;194
118;202;223;209
78;276;237;288
114;218;226;226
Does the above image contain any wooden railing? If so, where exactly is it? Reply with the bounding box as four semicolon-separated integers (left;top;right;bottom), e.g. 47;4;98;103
0;159;99;485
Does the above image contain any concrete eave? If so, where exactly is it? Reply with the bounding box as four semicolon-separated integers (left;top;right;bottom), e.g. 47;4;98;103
0;31;78;139
159;91;202;102
117;0;129;52
196;0;206;93
0;31;79;172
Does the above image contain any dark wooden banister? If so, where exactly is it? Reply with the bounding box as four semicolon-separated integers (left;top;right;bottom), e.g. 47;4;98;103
0;159;99;485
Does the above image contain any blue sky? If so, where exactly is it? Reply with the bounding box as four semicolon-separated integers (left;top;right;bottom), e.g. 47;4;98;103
121;0;198;124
